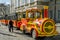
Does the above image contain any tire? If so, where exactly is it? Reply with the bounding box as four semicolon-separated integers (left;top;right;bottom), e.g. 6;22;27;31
32;30;36;39
23;30;26;34
16;28;20;30
21;25;26;34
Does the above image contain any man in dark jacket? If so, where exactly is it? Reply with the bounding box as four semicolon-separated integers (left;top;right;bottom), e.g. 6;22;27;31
9;20;13;32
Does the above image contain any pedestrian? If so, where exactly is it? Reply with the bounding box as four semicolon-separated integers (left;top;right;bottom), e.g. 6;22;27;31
9;20;14;32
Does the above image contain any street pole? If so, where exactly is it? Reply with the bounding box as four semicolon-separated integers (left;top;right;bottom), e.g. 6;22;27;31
54;0;56;22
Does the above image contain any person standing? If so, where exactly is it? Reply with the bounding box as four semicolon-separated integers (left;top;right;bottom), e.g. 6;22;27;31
9;20;13;32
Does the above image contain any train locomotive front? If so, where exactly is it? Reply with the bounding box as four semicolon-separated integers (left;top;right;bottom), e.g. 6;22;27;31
19;7;58;38
33;18;57;38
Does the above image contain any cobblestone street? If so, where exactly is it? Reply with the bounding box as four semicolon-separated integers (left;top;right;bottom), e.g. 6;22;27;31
0;23;60;40
0;0;60;40
0;24;34;40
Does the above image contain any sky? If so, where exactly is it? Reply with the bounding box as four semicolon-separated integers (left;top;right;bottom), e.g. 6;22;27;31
0;0;10;4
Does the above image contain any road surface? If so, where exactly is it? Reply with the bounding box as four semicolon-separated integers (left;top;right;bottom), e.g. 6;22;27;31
0;23;60;40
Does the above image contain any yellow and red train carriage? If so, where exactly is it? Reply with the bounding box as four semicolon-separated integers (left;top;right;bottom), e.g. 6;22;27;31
19;6;58;38
0;6;58;38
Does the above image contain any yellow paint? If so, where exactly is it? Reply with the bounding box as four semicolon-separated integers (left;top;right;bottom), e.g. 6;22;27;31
19;8;58;37
44;6;48;9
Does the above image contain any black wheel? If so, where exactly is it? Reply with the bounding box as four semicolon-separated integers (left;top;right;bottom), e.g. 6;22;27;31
22;25;26;34
5;24;8;26
23;30;26;34
31;30;36;39
16;28;20;30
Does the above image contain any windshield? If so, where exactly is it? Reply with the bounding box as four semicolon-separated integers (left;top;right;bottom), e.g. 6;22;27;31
28;12;41;18
28;12;34;18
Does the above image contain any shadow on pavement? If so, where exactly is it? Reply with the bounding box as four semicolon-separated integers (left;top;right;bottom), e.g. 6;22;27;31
0;32;17;37
13;32;24;35
35;35;60;40
35;37;45;40
25;33;32;37
13;31;32;38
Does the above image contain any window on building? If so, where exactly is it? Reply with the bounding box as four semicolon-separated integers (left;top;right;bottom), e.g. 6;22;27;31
42;0;50;2
58;10;60;19
57;0;60;3
57;0;60;1
21;0;25;5
37;1;41;5
50;10;53;19
22;0;25;3
50;0;53;1
18;0;20;6
25;0;28;4
30;0;34;3
37;1;49;5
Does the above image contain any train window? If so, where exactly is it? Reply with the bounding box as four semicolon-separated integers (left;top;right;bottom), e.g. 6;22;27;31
28;12;41;18
35;12;41;18
28;12;31;18
18;14;22;20
22;13;26;18
28;12;35;18
18;15;21;18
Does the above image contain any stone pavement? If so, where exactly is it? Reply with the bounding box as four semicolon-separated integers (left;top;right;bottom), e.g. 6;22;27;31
0;24;34;40
56;23;60;27
0;23;60;40
56;23;60;33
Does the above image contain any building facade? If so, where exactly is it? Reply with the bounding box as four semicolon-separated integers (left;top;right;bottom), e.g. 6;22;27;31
10;0;16;14
10;0;60;23
49;0;60;22
0;4;10;15
10;0;20;13
0;4;6;16
6;4;10;15
0;3;10;19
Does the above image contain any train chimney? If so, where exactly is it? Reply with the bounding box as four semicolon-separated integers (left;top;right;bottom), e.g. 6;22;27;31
44;6;48;18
